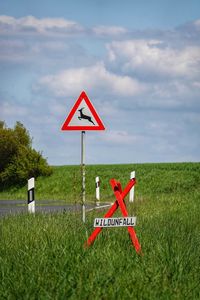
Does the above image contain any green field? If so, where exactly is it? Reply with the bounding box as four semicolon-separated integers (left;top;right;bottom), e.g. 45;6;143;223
1;162;200;203
0;162;200;299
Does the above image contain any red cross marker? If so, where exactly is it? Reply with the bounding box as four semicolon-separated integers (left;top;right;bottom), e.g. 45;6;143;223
85;178;142;254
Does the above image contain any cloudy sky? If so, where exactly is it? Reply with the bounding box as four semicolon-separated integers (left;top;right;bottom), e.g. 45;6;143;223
0;0;200;165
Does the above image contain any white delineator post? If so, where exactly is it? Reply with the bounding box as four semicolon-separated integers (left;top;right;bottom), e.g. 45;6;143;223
95;176;100;206
129;171;135;203
28;177;35;213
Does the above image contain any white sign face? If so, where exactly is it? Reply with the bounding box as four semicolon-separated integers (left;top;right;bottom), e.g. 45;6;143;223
69;99;98;127
94;217;136;228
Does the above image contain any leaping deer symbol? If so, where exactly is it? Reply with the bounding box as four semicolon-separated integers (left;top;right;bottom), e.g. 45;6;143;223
78;107;95;125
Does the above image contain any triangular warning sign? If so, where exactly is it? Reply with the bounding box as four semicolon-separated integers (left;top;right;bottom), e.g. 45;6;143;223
61;91;105;131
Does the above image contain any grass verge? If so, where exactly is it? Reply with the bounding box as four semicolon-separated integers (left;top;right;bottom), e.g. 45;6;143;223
0;162;200;299
0;190;200;299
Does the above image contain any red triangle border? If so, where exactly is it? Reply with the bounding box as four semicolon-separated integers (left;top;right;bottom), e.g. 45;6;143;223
61;91;105;131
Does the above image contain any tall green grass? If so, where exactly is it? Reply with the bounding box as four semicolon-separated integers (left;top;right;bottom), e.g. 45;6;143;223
0;162;200;299
0;192;199;299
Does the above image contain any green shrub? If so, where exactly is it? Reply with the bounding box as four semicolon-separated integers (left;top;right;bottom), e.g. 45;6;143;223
0;121;52;189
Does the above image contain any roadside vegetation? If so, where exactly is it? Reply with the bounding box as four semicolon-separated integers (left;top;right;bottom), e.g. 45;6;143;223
0;121;52;190
0;162;200;299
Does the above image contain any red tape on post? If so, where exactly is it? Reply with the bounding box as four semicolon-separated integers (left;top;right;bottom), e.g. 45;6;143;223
85;178;142;254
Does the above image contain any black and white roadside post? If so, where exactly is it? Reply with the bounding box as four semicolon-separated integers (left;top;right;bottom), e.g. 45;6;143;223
129;171;135;203
28;177;35;213
61;91;105;223
95;176;100;206
81;131;86;223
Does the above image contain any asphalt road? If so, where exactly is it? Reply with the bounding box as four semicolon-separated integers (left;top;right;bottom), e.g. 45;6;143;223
0;200;94;217
0;200;111;217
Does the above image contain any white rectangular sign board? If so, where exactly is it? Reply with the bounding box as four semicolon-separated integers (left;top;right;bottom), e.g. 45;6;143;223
94;217;136;228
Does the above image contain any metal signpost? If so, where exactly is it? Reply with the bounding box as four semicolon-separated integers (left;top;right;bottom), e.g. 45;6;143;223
81;130;86;222
61;91;105;222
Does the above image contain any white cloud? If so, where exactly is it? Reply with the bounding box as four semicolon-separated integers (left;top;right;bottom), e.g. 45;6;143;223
107;39;200;79
0;15;84;36
36;62;145;97
93;25;128;37
0;101;28;117
97;100;119;117
0;39;29;62
0;15;15;25
177;19;200;37
192;81;200;88
193;19;200;29
101;130;142;145
0;36;92;67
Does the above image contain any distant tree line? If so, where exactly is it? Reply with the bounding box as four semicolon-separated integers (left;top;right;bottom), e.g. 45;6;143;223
0;121;52;189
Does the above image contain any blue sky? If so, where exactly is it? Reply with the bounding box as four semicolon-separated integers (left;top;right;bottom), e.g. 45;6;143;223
0;0;200;165
1;0;200;29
